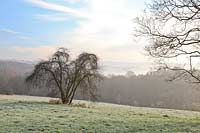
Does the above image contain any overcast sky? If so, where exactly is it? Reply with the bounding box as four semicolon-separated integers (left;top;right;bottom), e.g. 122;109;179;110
0;0;153;75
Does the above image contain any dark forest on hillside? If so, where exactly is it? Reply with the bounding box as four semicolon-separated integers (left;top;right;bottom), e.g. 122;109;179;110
0;60;200;111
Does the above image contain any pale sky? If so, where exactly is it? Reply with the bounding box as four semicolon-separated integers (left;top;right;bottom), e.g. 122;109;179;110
0;0;152;75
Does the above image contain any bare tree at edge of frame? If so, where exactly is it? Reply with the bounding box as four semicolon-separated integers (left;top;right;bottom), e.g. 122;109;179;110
135;0;200;83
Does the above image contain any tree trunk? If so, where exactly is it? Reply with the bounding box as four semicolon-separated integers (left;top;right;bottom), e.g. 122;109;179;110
60;90;69;104
69;88;77;104
61;98;69;104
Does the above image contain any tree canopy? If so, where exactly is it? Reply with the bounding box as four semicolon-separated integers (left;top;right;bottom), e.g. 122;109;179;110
26;48;101;104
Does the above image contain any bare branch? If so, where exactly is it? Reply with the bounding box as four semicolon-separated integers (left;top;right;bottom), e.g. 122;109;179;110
26;48;101;104
135;0;200;84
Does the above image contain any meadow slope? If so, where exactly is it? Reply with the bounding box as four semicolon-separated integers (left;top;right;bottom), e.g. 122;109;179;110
0;95;200;133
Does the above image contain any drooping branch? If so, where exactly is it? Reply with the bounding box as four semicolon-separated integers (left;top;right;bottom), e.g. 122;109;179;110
26;48;101;104
135;0;200;83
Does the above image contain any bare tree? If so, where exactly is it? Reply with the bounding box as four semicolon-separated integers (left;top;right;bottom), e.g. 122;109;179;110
135;0;200;83
26;48;101;104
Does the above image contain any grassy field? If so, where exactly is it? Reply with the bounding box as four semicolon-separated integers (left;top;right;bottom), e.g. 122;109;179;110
0;95;200;133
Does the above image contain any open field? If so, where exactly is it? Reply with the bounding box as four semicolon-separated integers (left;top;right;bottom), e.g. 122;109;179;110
0;95;200;132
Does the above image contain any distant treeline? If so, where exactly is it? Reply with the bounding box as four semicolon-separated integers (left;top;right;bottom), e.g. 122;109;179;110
0;60;200;111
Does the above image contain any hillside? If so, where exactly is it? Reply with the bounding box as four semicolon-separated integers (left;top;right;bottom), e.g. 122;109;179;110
0;60;33;76
1;60;200;111
0;60;34;94
0;95;200;132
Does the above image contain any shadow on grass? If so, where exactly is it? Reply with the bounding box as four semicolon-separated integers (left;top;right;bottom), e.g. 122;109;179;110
0;99;95;112
0;100;54;109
